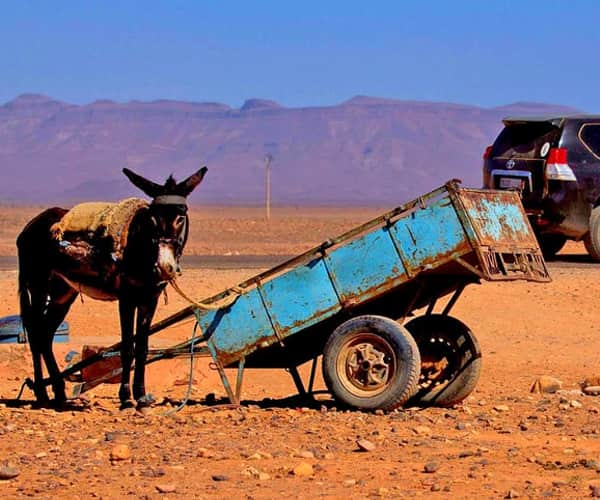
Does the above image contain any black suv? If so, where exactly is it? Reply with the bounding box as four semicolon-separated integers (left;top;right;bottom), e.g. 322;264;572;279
482;116;600;260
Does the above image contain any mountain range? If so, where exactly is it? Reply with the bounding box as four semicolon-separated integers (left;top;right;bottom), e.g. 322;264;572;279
0;93;580;205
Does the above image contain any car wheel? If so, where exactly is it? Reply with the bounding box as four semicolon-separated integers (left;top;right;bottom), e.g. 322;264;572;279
537;233;567;259
584;206;600;261
322;315;421;411
404;314;481;407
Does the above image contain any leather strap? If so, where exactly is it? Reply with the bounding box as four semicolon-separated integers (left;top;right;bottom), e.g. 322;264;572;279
152;195;187;205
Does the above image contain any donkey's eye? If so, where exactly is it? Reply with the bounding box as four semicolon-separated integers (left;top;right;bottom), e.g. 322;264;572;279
174;215;186;229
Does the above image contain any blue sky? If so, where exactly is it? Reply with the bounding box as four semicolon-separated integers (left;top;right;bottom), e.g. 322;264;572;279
1;0;599;111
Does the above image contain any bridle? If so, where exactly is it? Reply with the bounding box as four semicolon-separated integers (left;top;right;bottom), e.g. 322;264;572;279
150;196;190;277
153;194;187;205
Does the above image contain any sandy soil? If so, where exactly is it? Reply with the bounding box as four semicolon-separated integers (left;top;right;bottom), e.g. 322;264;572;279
0;208;599;499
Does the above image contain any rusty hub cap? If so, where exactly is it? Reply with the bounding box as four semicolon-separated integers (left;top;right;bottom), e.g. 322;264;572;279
337;332;397;397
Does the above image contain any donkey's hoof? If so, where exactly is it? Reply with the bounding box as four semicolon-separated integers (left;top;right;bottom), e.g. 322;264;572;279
119;400;135;411
136;394;156;410
33;389;50;406
52;399;68;411
137;405;153;416
32;399;51;410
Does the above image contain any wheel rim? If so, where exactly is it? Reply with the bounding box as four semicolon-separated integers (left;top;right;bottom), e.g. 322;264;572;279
417;334;460;391
336;332;397;397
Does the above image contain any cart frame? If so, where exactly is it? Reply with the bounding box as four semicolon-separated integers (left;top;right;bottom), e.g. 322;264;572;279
26;180;550;409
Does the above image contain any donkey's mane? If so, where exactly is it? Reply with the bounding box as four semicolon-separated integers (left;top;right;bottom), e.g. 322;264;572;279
164;175;177;191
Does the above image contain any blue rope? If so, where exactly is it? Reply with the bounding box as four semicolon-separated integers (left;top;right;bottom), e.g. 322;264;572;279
158;320;200;416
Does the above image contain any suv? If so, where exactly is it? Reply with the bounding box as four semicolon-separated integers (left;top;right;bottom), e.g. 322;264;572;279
482;116;600;260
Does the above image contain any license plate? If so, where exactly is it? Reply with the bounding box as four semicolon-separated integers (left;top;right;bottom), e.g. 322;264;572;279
499;177;524;190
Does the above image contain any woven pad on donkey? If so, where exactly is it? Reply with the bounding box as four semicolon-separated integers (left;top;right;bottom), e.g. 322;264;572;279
50;198;148;256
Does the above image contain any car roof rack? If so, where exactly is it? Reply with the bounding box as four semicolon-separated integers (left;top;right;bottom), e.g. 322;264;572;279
502;114;600;126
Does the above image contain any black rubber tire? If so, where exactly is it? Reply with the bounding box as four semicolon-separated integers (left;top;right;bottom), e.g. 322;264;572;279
405;314;481;407
537;233;567;260
584;206;600;262
322;315;421;411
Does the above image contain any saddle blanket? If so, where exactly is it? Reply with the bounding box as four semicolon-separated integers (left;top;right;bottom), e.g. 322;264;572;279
50;197;148;258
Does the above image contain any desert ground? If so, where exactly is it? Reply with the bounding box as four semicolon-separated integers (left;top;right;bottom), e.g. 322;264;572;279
0;205;600;499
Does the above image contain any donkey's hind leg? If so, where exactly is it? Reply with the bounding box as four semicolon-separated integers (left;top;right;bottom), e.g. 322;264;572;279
25;287;52;404
29;340;49;404
41;278;79;407
17;206;70;406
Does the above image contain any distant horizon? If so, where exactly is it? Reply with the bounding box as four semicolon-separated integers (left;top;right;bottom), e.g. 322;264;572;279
1;92;585;114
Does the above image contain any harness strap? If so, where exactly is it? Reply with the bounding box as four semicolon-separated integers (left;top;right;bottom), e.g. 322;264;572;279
153;195;187;205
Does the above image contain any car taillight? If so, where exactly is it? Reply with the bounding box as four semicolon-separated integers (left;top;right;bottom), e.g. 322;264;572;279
483;146;493;159
545;147;576;181
547;147;567;164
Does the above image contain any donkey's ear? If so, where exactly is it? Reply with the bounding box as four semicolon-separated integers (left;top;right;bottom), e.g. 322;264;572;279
176;166;208;197
122;168;163;198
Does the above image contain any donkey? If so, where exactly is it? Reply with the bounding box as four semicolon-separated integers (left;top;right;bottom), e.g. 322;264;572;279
17;167;207;409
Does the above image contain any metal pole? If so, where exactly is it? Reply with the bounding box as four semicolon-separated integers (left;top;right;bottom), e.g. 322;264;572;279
265;154;272;221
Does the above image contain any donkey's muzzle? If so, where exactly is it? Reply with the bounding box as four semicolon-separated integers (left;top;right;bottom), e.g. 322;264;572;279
156;243;180;280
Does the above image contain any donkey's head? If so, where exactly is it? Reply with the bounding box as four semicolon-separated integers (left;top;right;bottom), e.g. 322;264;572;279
123;167;207;281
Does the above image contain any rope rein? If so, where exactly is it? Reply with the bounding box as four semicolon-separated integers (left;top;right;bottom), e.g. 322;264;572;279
168;278;243;310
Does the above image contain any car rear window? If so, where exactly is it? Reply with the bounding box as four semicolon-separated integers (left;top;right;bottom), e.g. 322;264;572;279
579;123;600;158
492;123;560;159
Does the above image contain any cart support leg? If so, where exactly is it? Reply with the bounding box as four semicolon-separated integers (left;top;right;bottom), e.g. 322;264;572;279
206;338;241;405
288;366;307;397
442;284;466;316
426;297;438;315
213;359;238;405
398;280;424;324
307;357;318;395
235;357;245;403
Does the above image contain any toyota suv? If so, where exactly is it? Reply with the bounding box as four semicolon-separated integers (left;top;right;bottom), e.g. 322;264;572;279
482;116;600;260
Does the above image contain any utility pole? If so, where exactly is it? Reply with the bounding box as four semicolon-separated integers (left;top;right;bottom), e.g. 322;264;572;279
264;154;272;221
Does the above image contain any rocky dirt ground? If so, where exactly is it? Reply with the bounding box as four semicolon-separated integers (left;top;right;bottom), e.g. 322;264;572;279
0;206;599;499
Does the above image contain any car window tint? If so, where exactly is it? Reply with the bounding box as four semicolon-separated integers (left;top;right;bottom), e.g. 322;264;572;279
579;124;600;158
492;123;559;158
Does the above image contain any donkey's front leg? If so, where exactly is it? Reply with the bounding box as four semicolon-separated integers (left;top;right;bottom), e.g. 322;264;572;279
133;295;159;408
118;299;136;410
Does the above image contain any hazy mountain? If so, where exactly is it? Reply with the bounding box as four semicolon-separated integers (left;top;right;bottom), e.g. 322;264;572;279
0;93;581;205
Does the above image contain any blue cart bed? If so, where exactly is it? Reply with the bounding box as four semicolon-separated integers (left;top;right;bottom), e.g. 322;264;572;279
65;180;550;410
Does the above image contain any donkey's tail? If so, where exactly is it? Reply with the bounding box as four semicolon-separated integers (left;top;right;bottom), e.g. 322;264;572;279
17;238;33;339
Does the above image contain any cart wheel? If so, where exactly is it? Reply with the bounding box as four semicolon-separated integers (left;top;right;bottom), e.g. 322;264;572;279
537;233;567;260
322;315;421;411
404;314;481;407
